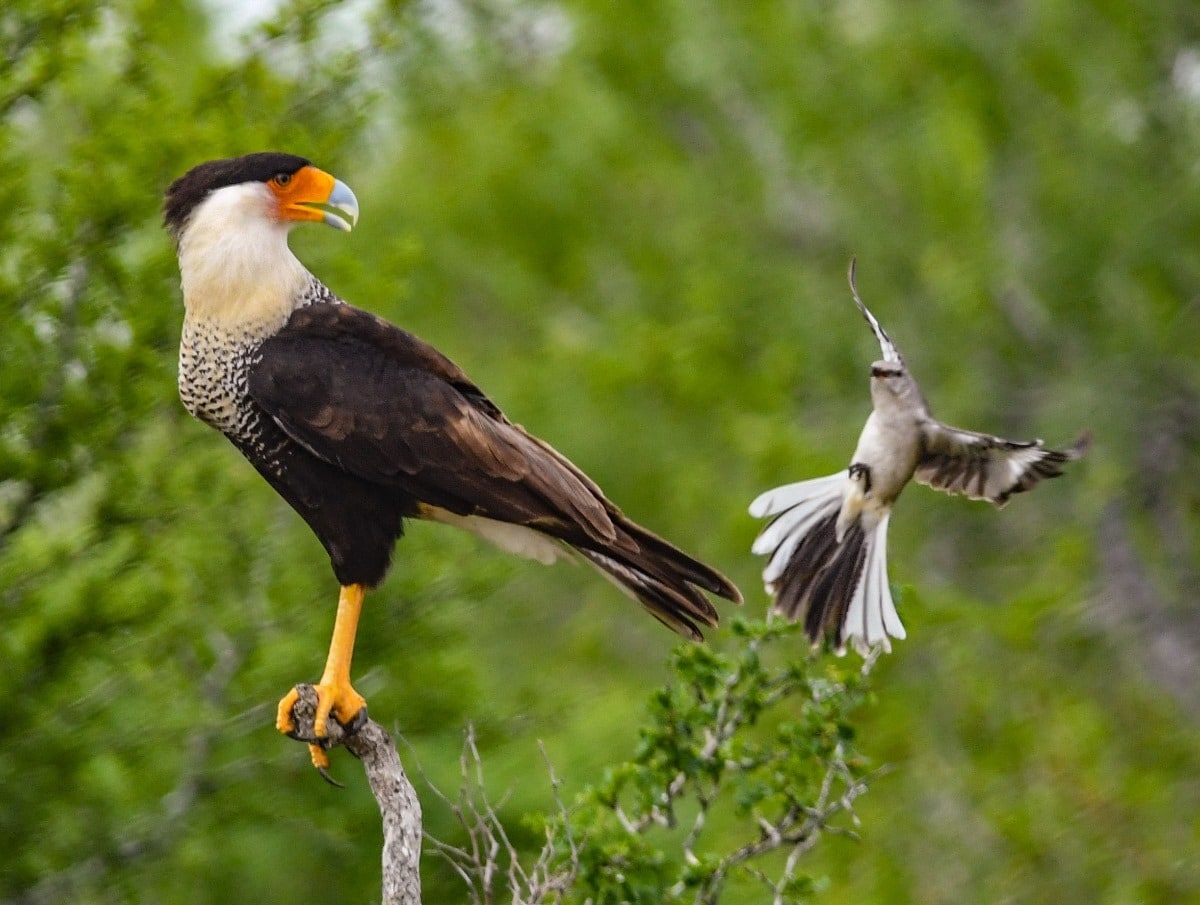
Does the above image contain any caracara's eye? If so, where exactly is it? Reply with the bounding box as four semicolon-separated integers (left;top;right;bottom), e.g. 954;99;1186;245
274;172;292;187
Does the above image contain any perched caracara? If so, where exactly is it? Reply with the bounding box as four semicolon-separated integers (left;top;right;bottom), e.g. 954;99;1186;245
750;262;1088;655
164;152;741;774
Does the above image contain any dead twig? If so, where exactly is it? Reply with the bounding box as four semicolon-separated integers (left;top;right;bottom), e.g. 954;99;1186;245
286;685;423;905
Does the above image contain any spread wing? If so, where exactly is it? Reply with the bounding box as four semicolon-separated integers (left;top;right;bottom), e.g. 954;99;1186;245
915;419;1090;507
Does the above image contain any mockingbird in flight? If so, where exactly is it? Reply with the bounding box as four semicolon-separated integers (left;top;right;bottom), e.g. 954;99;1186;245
750;262;1089;655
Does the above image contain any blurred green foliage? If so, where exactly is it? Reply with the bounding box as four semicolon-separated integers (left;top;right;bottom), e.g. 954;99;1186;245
2;0;1199;902
562;620;871;904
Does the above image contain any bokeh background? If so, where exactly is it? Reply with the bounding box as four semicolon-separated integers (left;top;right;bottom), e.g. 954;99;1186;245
3;0;1199;902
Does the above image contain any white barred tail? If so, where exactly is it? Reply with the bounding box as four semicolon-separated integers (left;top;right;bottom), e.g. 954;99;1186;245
750;472;905;654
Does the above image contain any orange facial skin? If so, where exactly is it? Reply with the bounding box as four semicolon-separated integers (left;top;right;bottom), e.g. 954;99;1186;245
268;165;358;230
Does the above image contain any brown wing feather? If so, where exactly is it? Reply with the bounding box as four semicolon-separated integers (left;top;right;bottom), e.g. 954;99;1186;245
247;304;741;630
249;305;620;547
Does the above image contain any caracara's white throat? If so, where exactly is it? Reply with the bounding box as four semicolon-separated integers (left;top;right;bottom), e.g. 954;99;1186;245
175;181;313;433
177;182;310;333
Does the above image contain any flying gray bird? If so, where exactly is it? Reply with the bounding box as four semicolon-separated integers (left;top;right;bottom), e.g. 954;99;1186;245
749;262;1089;655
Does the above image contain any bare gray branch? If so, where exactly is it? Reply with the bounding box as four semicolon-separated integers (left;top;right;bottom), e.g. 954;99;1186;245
286;686;423;905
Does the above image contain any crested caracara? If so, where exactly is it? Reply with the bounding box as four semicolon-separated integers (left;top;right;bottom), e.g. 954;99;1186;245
164;152;742;774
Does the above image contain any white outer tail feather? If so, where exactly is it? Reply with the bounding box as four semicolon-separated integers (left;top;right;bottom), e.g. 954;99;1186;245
750;472;847;586
840;512;904;655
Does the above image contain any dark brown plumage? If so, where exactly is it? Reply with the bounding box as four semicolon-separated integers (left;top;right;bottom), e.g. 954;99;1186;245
166;153;741;773
247;301;737;638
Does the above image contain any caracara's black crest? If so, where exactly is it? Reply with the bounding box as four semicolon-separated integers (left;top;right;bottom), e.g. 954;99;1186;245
163;152;311;239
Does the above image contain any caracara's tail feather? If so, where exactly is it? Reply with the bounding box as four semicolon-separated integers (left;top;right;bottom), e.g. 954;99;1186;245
612;517;744;603
750;473;904;654
577;549;710;641
576;514;742;642
431;506;739;641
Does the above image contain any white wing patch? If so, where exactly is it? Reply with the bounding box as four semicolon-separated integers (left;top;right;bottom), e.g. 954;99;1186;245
915;422;1089;507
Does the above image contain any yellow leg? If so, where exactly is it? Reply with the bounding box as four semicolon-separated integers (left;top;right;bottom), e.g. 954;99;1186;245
276;583;369;771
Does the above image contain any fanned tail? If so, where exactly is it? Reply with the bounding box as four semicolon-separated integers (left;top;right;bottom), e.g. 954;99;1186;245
750;473;905;654
835;512;904;654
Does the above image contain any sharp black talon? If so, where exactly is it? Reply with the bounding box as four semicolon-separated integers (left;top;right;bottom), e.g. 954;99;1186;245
848;462;873;493
340;705;367;734
317;765;345;788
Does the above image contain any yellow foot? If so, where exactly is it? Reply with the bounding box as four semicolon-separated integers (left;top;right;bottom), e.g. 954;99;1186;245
275;585;370;782
275;682;368;777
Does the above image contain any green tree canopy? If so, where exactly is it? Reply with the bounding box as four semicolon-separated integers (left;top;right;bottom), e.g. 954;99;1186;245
2;0;1198;902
